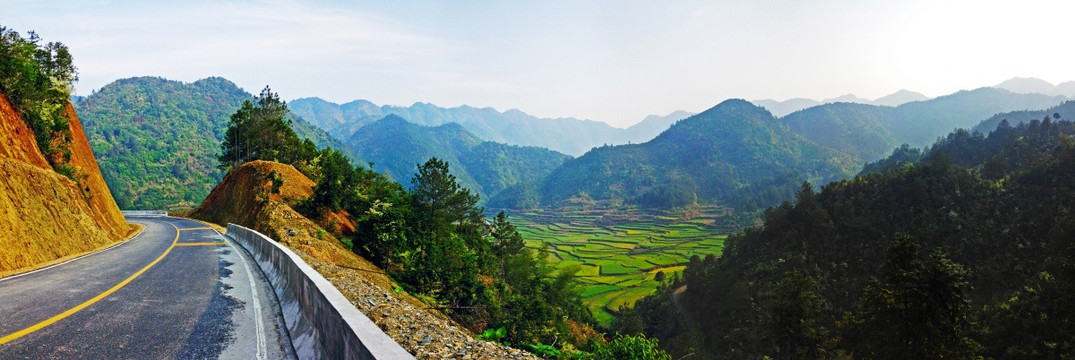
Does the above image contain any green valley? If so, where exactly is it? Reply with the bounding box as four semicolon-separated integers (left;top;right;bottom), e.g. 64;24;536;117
502;206;738;325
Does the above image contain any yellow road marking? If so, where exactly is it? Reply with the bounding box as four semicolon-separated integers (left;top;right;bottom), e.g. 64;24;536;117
177;227;212;231
0;223;181;345
175;242;227;247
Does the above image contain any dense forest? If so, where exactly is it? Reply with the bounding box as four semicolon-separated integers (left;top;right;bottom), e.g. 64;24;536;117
635;115;1075;359
215;88;669;359
76;76;353;210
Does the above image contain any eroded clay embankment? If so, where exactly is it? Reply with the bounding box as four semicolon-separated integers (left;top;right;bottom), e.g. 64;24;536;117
0;92;133;275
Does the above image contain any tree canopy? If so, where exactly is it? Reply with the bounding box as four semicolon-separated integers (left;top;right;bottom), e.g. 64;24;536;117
0;25;78;175
219;86;316;171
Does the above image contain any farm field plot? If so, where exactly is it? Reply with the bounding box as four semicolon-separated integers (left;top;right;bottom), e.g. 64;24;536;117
505;206;729;326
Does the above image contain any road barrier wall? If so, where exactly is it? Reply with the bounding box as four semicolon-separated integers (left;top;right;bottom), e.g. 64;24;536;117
120;210;168;217
225;223;413;360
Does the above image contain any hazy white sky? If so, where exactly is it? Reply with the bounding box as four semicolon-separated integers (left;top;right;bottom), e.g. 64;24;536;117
6;0;1075;127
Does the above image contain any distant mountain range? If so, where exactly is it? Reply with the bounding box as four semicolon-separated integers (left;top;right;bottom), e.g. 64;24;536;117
752;89;931;117
782;87;1066;163
993;77;1075;98
345;115;571;200
78;76;576;208
80;75;1073;212
495;87;1067;210
290;97;693;156
753;77;1075;118
492;99;860;210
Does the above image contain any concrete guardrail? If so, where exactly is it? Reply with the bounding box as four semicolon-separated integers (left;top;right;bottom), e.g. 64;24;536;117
120;210;169;217
225;223;414;360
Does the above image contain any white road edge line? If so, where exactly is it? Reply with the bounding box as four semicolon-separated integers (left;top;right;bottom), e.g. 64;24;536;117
0;218;150;283
223;233;268;360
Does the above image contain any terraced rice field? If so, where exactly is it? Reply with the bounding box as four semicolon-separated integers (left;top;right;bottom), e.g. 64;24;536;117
506;206;730;325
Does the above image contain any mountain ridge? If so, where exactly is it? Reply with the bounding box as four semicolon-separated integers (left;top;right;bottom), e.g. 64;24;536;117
753;89;931;117
994;76;1075;97
291;97;692;156
529;99;858;210
346;114;572;201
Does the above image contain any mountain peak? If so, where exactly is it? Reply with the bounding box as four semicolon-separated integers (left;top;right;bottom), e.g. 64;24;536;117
993;77;1074;97
823;94;871;104
873;89;929;107
704;98;773;119
377;114;409;124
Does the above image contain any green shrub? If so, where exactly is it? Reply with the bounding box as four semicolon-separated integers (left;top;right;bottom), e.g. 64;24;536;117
590;334;670;360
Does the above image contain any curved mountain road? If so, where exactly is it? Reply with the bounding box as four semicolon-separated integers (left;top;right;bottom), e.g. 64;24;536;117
0;216;295;359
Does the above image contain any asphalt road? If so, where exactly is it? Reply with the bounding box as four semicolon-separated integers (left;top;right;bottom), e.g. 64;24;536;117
0;216;296;359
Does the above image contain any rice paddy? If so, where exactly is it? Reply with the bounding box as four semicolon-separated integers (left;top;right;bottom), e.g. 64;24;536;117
505;206;732;326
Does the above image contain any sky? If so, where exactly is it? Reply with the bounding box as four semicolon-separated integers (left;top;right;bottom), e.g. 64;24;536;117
5;0;1075;128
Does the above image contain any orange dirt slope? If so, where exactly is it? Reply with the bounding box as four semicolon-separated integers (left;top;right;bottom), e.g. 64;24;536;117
64;103;129;239
0;93;48;169
189;160;362;264
0;92;134;275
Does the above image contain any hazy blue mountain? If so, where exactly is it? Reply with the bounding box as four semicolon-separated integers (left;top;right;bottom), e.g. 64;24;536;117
994;77;1075;97
891;87;1065;147
751;98;822;117
823;94;873;104
527;99;858;210
781;87;1067;164
79;76;355;210
872;89;929;107
290;98;691;156
754;90;930;117
287;96;347;130
345;115;571;201
621;110;696;144
1060;81;1075;97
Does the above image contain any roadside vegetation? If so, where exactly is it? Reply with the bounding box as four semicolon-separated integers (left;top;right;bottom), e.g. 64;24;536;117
0;26;79;179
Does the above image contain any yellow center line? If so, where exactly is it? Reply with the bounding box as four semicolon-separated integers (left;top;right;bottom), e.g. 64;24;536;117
0;223;181;345
174;242;228;247
177;227;212;231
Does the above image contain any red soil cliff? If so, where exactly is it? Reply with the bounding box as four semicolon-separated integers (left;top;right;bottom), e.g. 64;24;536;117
0;92;133;275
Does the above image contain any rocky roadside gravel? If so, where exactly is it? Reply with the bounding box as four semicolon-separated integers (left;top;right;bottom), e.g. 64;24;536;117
298;253;542;360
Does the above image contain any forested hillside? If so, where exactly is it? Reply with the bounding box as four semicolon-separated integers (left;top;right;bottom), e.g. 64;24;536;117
77;76;352;210
291;97;691;156
780;87;1066;164
972;100;1075;134
346;115;571;201
527;99;857;210
636;115;1075;359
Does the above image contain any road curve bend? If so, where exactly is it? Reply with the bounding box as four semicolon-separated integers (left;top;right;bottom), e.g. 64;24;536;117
0;216;296;359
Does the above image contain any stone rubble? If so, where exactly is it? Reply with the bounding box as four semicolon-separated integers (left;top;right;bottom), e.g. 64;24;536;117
298;253;542;360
